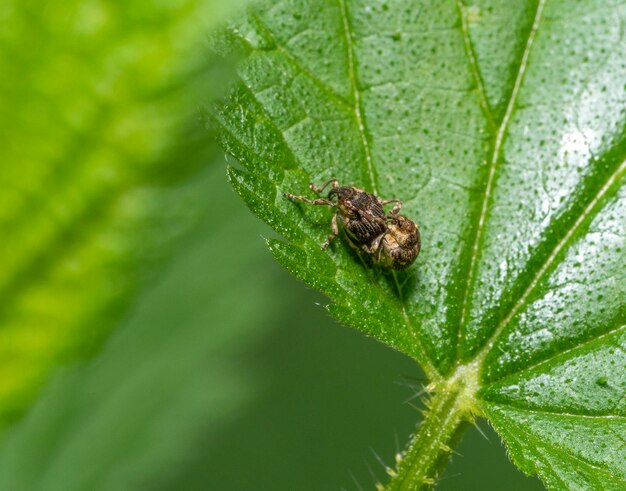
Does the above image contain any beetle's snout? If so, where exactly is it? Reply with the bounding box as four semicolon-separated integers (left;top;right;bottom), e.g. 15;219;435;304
327;187;339;200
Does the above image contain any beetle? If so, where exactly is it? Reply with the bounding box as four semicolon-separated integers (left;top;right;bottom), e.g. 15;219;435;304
285;179;421;270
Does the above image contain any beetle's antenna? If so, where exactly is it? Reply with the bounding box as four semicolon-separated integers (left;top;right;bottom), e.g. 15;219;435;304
310;178;339;194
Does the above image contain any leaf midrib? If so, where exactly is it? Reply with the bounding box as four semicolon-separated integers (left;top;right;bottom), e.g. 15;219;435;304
452;0;626;390
454;0;547;367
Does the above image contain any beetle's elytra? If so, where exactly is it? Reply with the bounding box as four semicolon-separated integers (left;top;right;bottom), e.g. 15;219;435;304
285;179;421;270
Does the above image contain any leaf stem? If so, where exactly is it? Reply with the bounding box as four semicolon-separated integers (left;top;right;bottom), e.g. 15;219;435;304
383;372;477;490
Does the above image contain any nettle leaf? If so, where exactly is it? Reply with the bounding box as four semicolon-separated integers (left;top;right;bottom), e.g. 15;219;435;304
210;0;626;489
0;0;247;429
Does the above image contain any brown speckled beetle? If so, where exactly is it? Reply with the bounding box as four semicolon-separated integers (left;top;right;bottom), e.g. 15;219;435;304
285;179;421;270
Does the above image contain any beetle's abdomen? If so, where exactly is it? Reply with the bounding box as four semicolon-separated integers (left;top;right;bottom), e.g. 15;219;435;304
379;216;421;270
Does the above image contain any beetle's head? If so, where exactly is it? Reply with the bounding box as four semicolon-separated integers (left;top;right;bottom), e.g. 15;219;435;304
327;185;352;201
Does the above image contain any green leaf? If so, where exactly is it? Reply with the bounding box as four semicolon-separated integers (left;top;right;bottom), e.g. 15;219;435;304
210;0;626;488
0;0;246;429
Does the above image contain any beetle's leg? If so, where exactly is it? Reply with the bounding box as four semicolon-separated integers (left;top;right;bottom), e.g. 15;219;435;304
285;193;335;207
371;232;387;262
382;199;402;216
342;230;363;254
310;179;339;194
322;212;339;249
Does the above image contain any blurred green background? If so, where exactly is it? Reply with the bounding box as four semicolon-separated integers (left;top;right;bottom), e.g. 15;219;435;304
0;0;544;489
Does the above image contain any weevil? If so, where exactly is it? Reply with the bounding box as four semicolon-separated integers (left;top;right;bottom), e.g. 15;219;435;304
285;179;421;270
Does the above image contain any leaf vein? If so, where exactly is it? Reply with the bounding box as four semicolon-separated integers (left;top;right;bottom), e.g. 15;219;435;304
338;0;377;193
487;324;626;384
335;0;440;378
455;0;548;364
491;404;626;421
535;442;617;486
477;158;626;365
247;14;353;111
454;0;495;128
